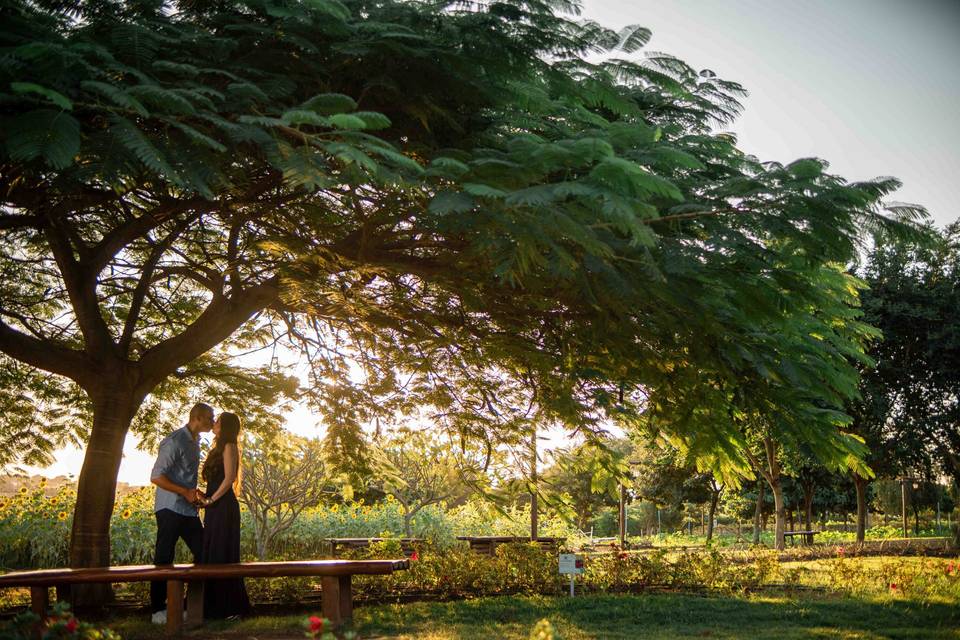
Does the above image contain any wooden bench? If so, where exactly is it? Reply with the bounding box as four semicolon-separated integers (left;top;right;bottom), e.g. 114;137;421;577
783;530;820;545
328;537;422;557
0;559;408;637
457;536;565;556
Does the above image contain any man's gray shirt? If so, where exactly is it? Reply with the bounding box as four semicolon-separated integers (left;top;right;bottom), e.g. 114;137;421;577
151;426;200;517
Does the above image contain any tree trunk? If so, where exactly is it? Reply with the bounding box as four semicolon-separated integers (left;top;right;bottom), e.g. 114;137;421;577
753;479;765;544
755;437;785;551
770;478;786;551
403;511;413;538
853;472;868;544
802;489;814;531
706;490;720;543
68;382;142;605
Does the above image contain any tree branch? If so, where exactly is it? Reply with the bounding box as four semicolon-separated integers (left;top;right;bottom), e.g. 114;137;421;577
87;198;210;275
137;277;281;390
0;319;93;388
42;217;116;356
119;216;197;356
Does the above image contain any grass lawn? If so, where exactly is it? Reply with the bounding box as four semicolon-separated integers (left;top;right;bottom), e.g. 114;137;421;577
106;592;960;639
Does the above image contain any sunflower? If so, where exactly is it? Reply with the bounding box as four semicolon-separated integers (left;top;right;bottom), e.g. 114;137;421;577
121;509;132;519
58;511;68;521
49;497;58;505
19;487;28;495
385;494;395;502
329;504;339;513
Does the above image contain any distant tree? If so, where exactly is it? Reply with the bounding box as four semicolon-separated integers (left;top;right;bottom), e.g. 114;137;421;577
544;439;632;532
849;223;960;542
376;432;480;537
240;433;333;560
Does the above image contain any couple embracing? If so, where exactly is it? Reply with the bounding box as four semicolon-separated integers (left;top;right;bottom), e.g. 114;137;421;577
149;402;251;624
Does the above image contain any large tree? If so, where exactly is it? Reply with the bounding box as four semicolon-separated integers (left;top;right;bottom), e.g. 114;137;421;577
848;223;960;542
0;0;922;597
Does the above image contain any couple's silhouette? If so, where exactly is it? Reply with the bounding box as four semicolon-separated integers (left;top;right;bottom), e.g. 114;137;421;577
149;402;251;623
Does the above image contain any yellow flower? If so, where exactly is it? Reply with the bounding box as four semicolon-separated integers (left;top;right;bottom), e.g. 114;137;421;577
19;487;27;495
39;478;47;486
121;509;132;519
329;504;339;513
49;497;58;505
385;494;395;502
58;511;68;521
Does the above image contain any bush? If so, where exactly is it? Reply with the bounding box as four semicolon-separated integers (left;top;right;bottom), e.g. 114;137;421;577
0;602;119;639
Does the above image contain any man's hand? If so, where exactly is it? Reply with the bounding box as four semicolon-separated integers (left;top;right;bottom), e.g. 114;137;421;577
192;490;207;508
183;488;199;504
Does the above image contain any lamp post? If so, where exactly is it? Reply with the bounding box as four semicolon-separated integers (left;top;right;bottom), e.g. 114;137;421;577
618;482;627;547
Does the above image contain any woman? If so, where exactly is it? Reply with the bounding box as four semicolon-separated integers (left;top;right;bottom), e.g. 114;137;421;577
199;412;252;619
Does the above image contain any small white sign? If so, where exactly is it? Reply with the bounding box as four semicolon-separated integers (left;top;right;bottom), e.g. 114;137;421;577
558;553;584;575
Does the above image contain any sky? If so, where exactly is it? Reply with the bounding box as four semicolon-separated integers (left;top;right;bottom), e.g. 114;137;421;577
13;0;960;485
584;0;960;229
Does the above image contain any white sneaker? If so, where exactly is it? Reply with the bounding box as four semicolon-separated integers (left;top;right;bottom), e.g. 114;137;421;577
151;610;167;625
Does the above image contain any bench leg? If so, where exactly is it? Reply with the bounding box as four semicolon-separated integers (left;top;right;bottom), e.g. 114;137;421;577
30;586;48;618
338;575;352;622
30;586;48;639
166;580;183;637
185;580;204;630
322;575;353;627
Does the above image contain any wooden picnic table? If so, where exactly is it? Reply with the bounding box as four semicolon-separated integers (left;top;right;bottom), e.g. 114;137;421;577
782;530;820;545
0;559;408;636
456;536;565;555
327;537;423;556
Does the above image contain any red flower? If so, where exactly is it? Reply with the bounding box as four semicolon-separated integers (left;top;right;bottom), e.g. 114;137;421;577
836;546;845;556
947;562;955;575
65;618;78;633
889;583;898;591
409;550;419;561
308;615;324;634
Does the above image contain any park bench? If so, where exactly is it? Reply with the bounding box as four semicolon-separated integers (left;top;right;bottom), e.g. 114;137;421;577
457;536;565;556
327;537;423;557
783;530;820;546
0;559;408;637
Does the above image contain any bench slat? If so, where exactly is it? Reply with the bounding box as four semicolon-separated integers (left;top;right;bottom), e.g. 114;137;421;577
0;559;409;588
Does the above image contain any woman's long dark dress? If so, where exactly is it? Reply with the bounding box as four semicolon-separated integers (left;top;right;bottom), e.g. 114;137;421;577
201;453;252;619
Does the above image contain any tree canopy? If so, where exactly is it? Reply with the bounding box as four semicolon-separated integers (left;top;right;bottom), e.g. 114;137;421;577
0;0;925;583
850;225;960;489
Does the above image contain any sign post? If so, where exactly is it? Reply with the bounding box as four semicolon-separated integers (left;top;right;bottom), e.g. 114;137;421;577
558;553;584;597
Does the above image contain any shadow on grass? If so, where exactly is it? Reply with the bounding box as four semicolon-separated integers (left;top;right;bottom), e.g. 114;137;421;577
101;592;960;639
356;593;960;640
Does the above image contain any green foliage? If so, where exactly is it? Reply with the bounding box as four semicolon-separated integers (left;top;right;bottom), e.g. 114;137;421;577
0;602;120;640
850;224;960;487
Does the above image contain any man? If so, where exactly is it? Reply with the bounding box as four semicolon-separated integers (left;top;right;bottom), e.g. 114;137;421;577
149;402;213;624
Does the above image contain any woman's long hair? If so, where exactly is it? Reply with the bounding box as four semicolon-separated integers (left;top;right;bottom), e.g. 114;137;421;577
201;412;242;492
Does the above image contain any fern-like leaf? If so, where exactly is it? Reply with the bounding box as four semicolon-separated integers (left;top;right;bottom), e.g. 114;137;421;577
10;82;73;110
108;114;181;183
4;109;81;169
